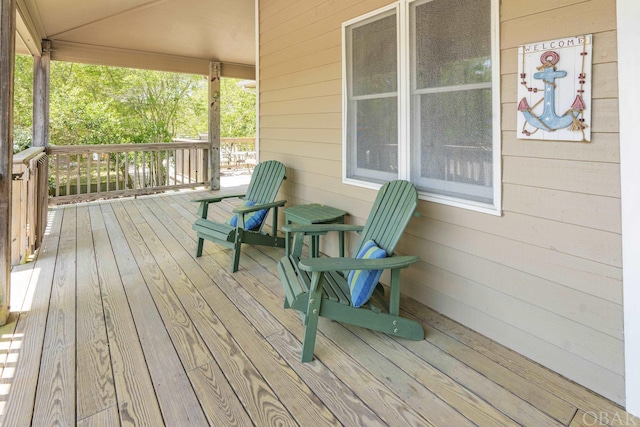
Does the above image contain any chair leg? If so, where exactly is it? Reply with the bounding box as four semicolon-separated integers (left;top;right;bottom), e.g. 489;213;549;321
301;272;323;362
196;237;204;257
231;229;243;273
301;311;320;362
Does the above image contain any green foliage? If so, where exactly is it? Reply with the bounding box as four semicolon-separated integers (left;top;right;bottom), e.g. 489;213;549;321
114;69;206;142
220;79;256;138
12;57;256;148
13;126;32;153
14;55;34;152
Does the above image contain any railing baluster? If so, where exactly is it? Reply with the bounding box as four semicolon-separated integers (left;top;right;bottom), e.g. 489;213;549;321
86;151;91;195
165;150;170;186
125;152;130;189
97;153;101;193
142;151;147;188
147;150;151;187
195;149;200;182
154;150;157;186
107;153;111;192
115;152;120;191
161;150;165;187
55;154;60;197
187;148;192;184
182;148;187;184
203;149;208;183
65;154;71;197
134;151;138;189
76;153;81;195
172;149;177;185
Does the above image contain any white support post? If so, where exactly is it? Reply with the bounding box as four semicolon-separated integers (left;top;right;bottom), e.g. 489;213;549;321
254;0;260;163
208;61;221;189
0;0;17;325
618;0;640;417
33;39;50;147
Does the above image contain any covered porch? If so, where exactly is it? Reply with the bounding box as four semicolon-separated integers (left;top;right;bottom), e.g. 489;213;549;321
3;0;640;425
1;188;634;426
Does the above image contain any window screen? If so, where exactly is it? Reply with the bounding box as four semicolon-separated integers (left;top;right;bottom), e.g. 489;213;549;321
345;10;398;183
342;0;498;211
410;0;494;204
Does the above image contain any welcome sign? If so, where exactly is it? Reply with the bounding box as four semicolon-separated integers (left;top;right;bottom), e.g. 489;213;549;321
517;35;592;142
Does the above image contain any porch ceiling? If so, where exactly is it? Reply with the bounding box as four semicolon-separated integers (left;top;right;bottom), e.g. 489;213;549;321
15;0;255;78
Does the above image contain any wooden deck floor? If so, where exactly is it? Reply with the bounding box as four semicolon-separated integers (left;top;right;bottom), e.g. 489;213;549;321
1;189;636;426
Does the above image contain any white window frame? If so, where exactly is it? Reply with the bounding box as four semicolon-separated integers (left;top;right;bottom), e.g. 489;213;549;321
342;0;502;215
342;4;400;187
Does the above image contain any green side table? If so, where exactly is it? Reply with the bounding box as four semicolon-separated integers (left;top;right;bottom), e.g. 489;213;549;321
283;204;347;257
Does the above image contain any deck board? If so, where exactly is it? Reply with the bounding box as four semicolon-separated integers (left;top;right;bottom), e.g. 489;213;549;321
102;201;208;426
32;206;76;426
76;205;117;421
4;188;638;427
90;204;165;426
1;210;63;426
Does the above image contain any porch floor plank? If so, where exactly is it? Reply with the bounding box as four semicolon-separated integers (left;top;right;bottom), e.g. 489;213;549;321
32;206;76;426
101;201;208;426
76;205;117;421
90;204;165;426
1;210;63;426
3;188;637;427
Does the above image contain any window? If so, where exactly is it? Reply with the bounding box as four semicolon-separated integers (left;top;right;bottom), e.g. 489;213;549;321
344;8;399;183
343;0;500;213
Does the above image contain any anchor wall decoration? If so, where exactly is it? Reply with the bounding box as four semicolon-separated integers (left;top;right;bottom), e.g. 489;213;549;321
517;35;592;142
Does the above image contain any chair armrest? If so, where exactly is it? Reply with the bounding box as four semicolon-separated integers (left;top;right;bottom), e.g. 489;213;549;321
281;223;364;235
298;255;419;272
191;193;246;204
233;199;286;214
192;193;247;218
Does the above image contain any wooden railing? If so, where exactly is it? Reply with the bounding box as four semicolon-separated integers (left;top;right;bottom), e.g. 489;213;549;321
219;137;256;171
11;138;255;264
11;147;48;265
47;141;210;204
185;136;256;171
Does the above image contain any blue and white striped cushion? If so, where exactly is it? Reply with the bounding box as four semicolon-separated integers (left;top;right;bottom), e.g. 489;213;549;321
227;200;268;231
348;240;386;308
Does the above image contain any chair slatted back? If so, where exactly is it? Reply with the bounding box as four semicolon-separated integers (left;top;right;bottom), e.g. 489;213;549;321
244;160;286;205
352;180;418;257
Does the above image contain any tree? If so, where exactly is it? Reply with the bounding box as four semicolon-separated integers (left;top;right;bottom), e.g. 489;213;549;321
49;62;126;146
220;79;256;138
13;60;256;148
112;69;205;143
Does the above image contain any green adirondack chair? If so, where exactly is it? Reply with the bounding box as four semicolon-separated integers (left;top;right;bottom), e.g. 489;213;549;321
192;160;286;272
278;180;424;362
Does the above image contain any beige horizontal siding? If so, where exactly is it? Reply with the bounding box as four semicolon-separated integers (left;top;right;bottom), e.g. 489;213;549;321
402;237;622;340
258;0;624;405
261;47;342;80
501;30;618;74
260;113;341;130
500;0;617;49
503;157;621;198
502;184;621;233
260;80;341;104
260;127;342;144
502;131;620;163
402;273;624;404
260;62;341;92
